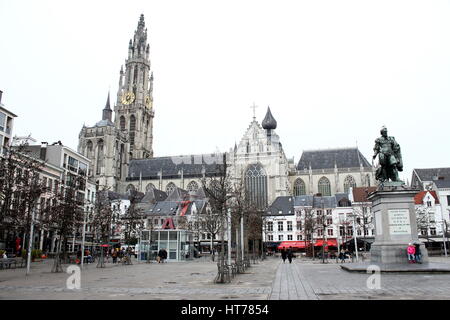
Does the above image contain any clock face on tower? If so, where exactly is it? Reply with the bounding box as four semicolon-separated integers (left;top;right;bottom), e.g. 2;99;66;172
121;91;135;105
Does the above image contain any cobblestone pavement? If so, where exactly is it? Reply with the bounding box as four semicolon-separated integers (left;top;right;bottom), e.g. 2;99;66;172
269;256;450;300
2;256;450;299
0;257;279;300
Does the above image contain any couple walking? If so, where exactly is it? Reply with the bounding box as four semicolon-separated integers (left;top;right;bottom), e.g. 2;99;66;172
407;242;422;264
280;247;294;264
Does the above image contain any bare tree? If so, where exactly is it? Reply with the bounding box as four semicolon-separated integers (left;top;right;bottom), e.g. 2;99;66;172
0;145;47;260
43;174;84;273
201;154;233;283
91;189;113;268
120;190;144;263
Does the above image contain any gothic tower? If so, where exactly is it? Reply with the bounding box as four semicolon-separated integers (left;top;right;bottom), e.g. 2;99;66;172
78;92;129;190
115;14;154;159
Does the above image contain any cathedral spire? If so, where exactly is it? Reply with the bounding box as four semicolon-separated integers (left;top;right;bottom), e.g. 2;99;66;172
102;91;112;122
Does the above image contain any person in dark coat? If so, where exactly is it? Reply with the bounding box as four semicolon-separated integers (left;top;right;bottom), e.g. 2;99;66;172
157;249;164;263
414;243;422;264
287;247;294;264
281;248;287;263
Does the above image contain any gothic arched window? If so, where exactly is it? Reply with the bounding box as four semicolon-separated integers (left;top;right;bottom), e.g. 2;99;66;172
187;181;199;193
146;183;155;192
293;178;306;196
129;115;136;151
318;177;331;196
245;163;268;210
343;175;356;193
96;140;104;175
166;182;176;195
120;116;126;131
86;140;93;158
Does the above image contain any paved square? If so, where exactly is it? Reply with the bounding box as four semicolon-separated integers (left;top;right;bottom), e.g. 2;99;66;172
1;256;450;300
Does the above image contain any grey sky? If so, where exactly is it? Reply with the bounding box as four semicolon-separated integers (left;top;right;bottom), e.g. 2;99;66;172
1;0;449;181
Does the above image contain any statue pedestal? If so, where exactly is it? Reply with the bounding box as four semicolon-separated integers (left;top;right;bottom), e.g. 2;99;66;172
368;185;428;264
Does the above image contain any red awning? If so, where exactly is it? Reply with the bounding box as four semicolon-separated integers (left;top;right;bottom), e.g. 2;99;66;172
277;241;311;249
314;239;338;247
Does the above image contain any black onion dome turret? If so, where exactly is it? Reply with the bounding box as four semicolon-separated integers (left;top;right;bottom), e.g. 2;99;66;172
262;107;277;130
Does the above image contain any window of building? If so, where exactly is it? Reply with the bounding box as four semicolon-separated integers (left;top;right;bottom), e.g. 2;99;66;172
166;182;176;195
327;229;333;236
317;210;323;216
427;201;432;207
364;229;369;236
79;162;87;177
430;227;436;235
297;235;303;241
326;218;333;225
343;175;356;193
278;221;283;232
245;163;268;210
0;112;5;131
278;235;284;241
96;140;104;175
267;221;273;232
357;230;362;236
287;221;292;231
293;178;306;196
120;116;126;131
268;235;273;241
68;156;79;173
187;181;199;193
287;234;293;241
317;229;323;236
326;209;332;215
421;228;427;236
296;221;302;230
318;177;331;196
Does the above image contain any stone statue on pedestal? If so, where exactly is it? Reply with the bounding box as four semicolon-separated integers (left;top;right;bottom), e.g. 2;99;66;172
372;126;403;183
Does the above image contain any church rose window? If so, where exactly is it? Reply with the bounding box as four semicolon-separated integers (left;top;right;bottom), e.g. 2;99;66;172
318;177;331;196
245;163;268;210
187;181;199;193
294;178;306;196
343;175;356;193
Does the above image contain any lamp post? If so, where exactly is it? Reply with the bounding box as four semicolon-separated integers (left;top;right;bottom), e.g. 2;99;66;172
321;199;325;264
441;209;448;257
80;207;87;269
26;204;37;276
348;213;359;262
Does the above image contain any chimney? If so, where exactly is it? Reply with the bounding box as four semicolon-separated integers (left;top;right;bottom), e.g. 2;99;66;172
0;90;3;103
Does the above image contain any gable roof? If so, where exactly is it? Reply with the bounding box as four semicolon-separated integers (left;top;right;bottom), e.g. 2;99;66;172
352;187;377;202
413;168;450;183
414;191;440;205
266;196;295;215
127;154;225;180
434;180;450;189
297;148;371;170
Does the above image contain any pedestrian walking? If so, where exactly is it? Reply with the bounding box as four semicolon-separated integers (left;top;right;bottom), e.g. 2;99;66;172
414;242;422;264
157;248;164;263
287;247;293;264
281;248;287;263
407;243;416;263
112;250;117;264
339;250;345;263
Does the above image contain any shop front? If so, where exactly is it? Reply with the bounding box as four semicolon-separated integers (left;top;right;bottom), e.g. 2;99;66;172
139;230;195;261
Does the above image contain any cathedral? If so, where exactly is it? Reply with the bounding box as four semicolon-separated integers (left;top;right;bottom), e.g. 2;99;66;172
78;14;375;206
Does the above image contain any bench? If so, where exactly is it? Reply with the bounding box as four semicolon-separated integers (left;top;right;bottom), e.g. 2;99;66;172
0;258;18;270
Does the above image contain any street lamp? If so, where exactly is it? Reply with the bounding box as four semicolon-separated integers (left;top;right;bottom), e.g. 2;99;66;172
347;213;359;262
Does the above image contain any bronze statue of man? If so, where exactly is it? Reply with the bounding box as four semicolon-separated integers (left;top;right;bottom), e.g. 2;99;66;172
373;126;403;182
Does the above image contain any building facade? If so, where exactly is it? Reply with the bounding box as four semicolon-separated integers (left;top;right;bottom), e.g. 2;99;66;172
0;90;17;156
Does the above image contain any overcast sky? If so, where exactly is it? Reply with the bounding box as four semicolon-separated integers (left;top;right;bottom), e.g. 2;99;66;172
1;0;449;181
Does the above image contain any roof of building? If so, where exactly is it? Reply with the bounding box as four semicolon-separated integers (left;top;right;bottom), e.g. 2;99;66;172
95;119;115;127
262;107;277;130
413;168;450;182
414;191;440;205
266;196;295;215
297;148;371;170
127;154;225;180
352;186;377;202
434;179;450;189
140;188;168;203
